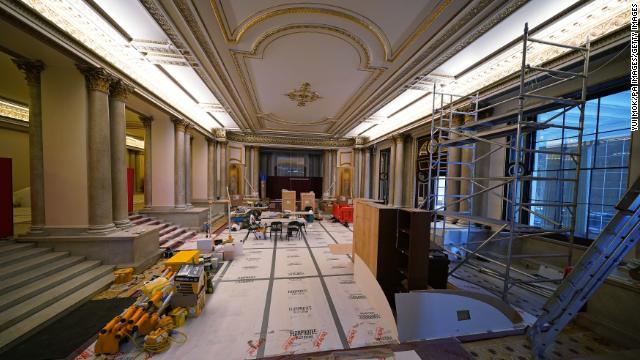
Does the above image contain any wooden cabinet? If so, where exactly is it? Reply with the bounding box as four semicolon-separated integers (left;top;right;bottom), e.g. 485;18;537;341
353;199;430;303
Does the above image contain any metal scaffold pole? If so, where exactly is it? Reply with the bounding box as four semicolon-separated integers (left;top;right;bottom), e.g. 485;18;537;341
425;22;591;303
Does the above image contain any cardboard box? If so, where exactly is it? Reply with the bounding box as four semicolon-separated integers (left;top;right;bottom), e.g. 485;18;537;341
197;238;213;252
171;286;206;318
175;264;205;294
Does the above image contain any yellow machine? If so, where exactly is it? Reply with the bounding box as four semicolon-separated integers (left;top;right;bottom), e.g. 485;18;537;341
164;250;200;271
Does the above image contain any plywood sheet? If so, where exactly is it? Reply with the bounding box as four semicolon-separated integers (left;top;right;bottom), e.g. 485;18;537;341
328;243;353;255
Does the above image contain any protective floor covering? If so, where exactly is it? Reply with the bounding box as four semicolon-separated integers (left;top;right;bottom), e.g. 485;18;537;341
78;220;396;359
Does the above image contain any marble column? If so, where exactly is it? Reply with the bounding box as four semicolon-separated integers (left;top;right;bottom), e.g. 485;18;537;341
330;150;337;198
252;146;260;197
185;129;193;207
393;135;405;207
108;80;133;227
458;115;474;224
13;59;46;232
364;147;371;198
322;150;331;198
244;145;252;196
207;138;216;201
141;116;153;208
172;117;187;209
446;116;462;221
77;65;114;232
352;148;360;198
219;141;228;199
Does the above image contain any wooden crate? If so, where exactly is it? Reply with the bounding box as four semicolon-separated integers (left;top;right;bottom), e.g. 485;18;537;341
300;191;316;212
281;190;296;212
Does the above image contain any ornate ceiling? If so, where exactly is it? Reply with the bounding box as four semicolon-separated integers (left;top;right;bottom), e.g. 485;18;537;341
10;0;629;143
149;0;524;138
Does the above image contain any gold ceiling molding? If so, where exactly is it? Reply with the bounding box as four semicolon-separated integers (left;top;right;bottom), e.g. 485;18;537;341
0;98;29;122
241;24;378;69
227;131;355;147
258;113;336;127
211;2;392;61
285;82;322;107
229;24;385;133
334;0;525;136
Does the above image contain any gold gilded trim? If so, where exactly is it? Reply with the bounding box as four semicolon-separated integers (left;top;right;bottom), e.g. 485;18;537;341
230;24;385;133
211;2;392;61
0;99;29;122
227;131;355;147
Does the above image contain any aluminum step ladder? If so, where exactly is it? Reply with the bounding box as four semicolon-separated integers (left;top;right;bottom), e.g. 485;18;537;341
527;176;640;358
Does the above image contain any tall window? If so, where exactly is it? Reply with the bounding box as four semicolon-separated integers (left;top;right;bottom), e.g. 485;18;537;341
379;149;391;204
529;90;631;241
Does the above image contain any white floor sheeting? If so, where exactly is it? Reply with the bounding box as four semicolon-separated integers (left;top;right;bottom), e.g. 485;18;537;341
157;220;396;359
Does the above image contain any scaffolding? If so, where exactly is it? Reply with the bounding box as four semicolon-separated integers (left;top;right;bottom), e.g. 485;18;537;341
425;23;591;302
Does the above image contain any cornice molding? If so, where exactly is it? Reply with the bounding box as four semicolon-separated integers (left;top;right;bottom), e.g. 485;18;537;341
334;0;523;136
139;0;251;131
227;131;355;148
0;0;215;139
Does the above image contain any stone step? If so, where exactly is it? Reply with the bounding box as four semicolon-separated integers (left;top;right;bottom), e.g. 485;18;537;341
0;247;51;267
0;256;86;294
0;240;15;247
161;231;196;250
159;228;186;244
0;271;114;352
0;260;102;309
0;243;34;256
0;265;113;332
159;225;178;237
131;217;152;225
0;252;70;281
128;214;142;221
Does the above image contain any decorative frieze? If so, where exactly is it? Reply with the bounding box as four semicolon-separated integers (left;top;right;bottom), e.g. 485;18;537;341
226;131;356;147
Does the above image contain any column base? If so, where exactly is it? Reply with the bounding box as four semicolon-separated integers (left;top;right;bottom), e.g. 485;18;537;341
28;225;46;234
114;219;132;228
175;204;187;209
88;223;116;233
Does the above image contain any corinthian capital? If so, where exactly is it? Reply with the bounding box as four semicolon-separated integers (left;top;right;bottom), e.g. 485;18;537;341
76;64;111;93
110;79;134;101
12;58;45;86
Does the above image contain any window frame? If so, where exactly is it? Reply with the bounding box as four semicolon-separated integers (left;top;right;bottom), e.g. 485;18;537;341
522;86;632;245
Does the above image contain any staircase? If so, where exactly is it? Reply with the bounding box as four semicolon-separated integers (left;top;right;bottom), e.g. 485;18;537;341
128;214;198;250
0;240;114;352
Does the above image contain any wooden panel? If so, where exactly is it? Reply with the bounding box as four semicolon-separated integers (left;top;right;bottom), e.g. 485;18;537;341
281;190;296;212
353;199;397;278
300;191;316;211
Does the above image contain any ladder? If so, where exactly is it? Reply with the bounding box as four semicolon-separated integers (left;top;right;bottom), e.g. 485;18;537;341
527;175;640;358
